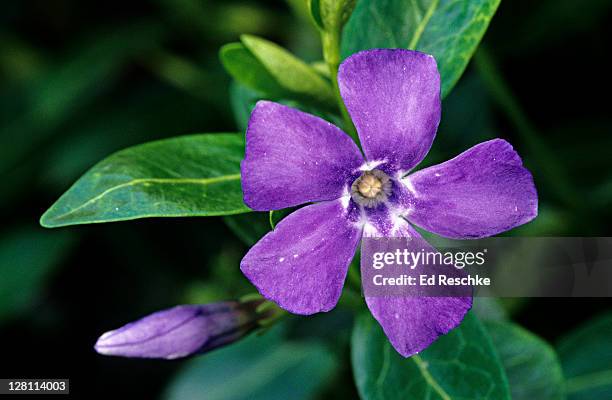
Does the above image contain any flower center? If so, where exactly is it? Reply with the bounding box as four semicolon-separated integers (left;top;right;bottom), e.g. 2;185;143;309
351;169;392;208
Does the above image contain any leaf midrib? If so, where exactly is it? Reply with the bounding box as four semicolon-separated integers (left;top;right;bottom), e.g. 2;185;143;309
413;354;452;400
407;0;441;50
47;174;242;221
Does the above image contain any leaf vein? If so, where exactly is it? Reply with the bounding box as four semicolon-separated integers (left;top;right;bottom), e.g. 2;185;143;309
51;174;241;221
408;0;440;49
412;355;452;400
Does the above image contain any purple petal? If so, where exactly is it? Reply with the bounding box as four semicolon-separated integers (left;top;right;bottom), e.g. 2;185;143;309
402;139;538;239
367;296;471;358
338;49;441;174
361;220;471;357
240;200;361;314
242;101;364;210
94;302;259;359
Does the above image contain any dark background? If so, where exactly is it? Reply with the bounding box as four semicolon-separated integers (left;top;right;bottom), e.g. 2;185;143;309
1;0;611;398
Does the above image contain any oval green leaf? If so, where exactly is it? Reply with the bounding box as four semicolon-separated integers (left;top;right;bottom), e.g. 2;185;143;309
221;35;336;108
341;0;501;97
220;43;288;100
352;311;510;400
41;133;249;227
486;320;565;400
240;34;335;106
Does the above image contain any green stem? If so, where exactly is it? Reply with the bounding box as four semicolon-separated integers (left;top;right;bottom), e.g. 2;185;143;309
473;48;579;208
268;210;276;230
243;296;287;328
321;30;359;145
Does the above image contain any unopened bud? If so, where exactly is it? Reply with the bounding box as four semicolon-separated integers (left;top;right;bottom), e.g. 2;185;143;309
94;300;264;360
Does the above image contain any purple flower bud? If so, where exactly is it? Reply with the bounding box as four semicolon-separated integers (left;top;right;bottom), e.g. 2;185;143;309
94;300;262;359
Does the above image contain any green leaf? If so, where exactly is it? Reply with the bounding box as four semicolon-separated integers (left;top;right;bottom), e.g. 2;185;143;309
311;60;331;78
352;311;510;399
486;320;565;400
220;36;335;107
557;313;612;400
341;0;501;97
41;133;249;228
164;325;337;400
240;34;335;105
0;227;75;322
220;43;287;99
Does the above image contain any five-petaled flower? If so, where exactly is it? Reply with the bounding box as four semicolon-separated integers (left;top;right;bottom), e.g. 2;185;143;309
240;49;538;357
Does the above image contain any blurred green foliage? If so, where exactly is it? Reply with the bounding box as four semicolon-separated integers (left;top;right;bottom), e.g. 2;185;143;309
0;227;74;322
558;313;612;400
164;323;338;400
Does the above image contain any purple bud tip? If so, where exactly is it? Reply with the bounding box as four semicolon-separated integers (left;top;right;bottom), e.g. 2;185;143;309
94;302;260;360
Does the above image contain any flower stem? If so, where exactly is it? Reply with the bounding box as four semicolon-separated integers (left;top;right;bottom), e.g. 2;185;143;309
268;210;276;230
255;300;287;328
474;48;579;208
321;30;359;145
241;293;288;327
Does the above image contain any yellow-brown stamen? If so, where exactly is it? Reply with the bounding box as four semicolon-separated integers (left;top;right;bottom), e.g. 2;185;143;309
350;169;392;208
357;173;383;198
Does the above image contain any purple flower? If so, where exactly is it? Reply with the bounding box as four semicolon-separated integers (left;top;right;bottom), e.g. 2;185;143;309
94;301;263;359
240;49;538;357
